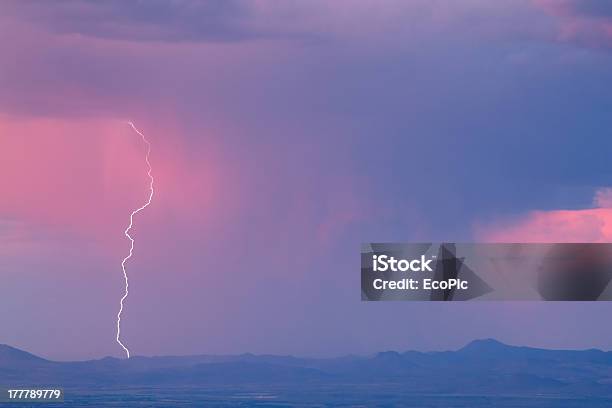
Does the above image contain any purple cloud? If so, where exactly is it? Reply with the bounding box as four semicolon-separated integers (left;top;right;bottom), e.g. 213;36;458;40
1;0;320;43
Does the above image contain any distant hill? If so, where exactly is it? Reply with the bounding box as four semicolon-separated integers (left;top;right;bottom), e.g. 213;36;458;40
0;343;49;366
2;340;612;397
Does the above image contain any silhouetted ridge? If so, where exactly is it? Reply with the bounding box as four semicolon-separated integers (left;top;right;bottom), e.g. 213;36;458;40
375;351;402;360
0;344;48;364
459;338;511;353
3;340;612;397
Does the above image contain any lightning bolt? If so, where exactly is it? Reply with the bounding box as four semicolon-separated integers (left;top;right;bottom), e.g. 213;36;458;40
116;121;154;359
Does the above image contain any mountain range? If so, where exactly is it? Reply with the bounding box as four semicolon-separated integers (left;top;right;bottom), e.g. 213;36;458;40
2;338;612;399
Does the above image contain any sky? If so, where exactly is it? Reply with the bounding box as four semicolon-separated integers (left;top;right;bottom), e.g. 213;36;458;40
1;0;612;360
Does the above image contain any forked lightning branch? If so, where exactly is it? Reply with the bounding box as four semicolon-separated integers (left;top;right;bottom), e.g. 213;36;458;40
116;121;155;359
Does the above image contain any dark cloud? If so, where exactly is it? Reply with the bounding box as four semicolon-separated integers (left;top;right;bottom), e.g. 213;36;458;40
2;0;308;42
535;0;612;50
571;0;612;19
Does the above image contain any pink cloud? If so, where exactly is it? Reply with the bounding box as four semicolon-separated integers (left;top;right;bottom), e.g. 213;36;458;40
594;187;612;208
476;188;612;243
0;115;222;251
534;0;612;49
